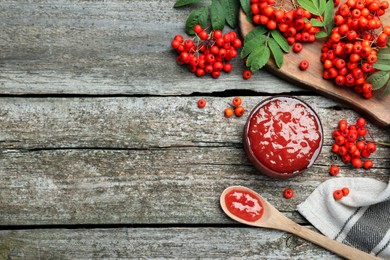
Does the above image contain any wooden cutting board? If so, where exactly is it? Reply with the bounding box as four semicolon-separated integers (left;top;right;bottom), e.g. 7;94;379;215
239;10;390;129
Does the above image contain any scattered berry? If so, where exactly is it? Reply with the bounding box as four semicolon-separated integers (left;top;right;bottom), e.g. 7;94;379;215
224;107;234;118
299;60;309;70
293;43;303;53
243;70;252;80
342;187;350;196
333;190;343;200
197;99;206;108
330;165;340;176
234;106;245;117
232;97;242;107
283;188;294;199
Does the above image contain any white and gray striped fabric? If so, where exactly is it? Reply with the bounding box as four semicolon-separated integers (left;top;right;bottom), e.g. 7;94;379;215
298;177;390;259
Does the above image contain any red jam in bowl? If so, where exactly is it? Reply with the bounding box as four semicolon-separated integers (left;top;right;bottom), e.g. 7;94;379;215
225;189;264;222
245;96;323;177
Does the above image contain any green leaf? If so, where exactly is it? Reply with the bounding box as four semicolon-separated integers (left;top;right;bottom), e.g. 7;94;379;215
375;59;390;65
240;35;267;58
310;18;324;27
268;38;284;68
174;0;202;8
377;52;390;60
244;25;268;43
323;0;334;26
247;45;271;71
319;0;327;14
315;31;328;38
221;0;240;28
384;83;390;95
366;71;390;90
377;47;390;55
240;0;251;16
211;0;225;30
298;0;321;15
185;7;209;35
372;63;390;71
270;30;289;53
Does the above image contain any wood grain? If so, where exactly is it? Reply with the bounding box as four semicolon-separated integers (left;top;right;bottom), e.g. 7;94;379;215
1;96;389;150
0;228;339;259
239;10;390;128
0;97;388;225
0;0;305;96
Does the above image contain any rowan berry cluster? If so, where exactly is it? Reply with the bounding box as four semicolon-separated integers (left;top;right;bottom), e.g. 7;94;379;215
321;0;390;99
171;25;242;78
224;97;245;117
250;0;321;46
331;117;376;170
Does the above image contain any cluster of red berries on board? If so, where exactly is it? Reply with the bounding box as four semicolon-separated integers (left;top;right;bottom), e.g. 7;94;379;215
171;25;242;78
321;0;390;99
330;117;377;174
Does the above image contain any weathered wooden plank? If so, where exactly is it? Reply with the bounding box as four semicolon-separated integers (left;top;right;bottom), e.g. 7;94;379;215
1;96;388;150
0;0;304;95
0;147;388;225
0;228;339;259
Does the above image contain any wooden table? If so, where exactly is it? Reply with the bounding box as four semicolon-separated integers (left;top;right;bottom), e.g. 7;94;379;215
0;1;389;258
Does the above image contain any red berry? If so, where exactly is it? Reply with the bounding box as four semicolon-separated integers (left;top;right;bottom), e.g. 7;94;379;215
242;70;252;80
293;43;303;53
223;63;233;73
194;25;203;34
356;117;366;128
283;188;294;199
330;165;340;176
224;107;234;118
299;60;309;70
197;99;206;108
232;97;242;107
234;106;245;117
366;142;377;153
342;187;350;196
363;159;373;169
351;158;363;168
333;190;343;200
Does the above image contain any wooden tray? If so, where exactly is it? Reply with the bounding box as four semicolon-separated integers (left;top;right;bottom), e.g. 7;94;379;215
239;10;390;129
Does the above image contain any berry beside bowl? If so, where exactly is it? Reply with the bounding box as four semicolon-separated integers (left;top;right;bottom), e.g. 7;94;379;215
243;96;324;179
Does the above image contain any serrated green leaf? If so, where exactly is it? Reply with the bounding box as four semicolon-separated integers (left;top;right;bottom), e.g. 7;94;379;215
366;71;390;90
375;59;390;65
377;52;390;60
323;0;334;25
240;0;251;16
211;0;225;30
270;30;289;53
315;31;328;38
268;38;284;69
377;47;390;55
319;0;327;14
185;7;209;35
298;0;320;15
247;45;270;71
310;18;324;27
313;0;320;9
240;35;267;58
372;63;390;71
174;0;202;7
244;26;267;43
221;0;240;28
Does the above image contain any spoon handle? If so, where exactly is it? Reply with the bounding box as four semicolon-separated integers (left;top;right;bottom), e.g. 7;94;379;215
287;222;379;260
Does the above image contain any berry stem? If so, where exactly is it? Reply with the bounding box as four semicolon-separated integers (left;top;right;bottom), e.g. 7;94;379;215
375;141;390;147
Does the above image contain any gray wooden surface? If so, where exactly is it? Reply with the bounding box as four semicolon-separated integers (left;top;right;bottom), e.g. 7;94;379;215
0;0;389;259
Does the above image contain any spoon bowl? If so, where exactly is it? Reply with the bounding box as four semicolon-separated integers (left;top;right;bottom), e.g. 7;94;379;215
220;186;378;260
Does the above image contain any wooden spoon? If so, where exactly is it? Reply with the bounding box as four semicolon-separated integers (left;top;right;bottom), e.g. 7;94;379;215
220;186;379;260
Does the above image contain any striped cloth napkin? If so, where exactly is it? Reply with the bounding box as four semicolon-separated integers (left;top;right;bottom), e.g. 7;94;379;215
298;177;390;259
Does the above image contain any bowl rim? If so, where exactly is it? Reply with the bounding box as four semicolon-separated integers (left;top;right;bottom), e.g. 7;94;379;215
243;95;324;179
